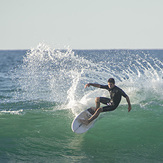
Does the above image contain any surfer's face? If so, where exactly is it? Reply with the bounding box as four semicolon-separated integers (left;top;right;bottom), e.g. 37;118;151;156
108;82;115;89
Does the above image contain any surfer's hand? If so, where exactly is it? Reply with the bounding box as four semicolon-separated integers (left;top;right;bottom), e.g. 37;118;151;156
126;96;131;112
128;106;131;112
85;83;90;88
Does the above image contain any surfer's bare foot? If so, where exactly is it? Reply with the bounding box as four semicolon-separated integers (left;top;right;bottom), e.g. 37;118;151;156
79;118;89;125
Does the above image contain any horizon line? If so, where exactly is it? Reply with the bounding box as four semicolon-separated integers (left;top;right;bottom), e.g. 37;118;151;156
0;48;163;51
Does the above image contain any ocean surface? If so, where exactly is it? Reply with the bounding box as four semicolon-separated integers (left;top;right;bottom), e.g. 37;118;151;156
0;44;163;163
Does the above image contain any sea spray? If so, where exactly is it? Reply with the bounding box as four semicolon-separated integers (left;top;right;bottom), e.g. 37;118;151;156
12;44;76;103
11;44;163;114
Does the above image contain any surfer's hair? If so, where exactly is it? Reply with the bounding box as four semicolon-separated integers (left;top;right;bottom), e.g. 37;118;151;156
108;78;115;84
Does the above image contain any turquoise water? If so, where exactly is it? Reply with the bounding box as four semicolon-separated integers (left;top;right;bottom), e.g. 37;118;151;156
0;45;163;162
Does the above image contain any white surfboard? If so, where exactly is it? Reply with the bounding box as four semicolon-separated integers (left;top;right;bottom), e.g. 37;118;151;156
71;108;96;134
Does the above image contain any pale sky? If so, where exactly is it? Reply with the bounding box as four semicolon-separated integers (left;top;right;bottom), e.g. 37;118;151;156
0;0;163;49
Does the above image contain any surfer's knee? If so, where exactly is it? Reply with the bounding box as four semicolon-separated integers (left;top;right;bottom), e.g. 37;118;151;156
95;97;100;103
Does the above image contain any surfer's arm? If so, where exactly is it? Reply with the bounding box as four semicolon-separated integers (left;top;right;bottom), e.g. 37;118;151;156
125;96;132;112
85;83;101;88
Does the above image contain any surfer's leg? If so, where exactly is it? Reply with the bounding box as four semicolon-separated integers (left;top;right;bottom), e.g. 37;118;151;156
88;107;103;123
95;97;111;110
99;97;111;105
80;97;111;125
80;107;103;125
86;105;116;124
102;105;117;112
95;97;100;109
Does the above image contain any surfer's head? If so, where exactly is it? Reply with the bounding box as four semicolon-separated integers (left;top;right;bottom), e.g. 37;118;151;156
107;78;115;89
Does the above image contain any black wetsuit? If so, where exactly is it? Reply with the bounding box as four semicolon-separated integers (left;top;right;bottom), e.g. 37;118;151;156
99;85;128;112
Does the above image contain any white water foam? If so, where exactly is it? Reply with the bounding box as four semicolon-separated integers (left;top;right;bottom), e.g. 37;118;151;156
0;109;23;115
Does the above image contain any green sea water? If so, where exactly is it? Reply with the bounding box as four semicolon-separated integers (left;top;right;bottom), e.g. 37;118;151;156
0;104;162;163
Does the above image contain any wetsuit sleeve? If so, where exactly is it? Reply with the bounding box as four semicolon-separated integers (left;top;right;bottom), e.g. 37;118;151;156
100;85;109;89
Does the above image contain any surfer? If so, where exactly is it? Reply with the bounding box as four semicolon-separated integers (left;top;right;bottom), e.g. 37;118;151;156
80;78;132;125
